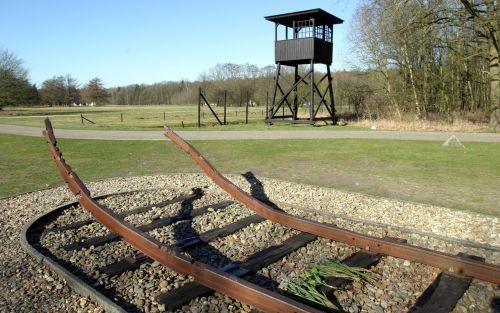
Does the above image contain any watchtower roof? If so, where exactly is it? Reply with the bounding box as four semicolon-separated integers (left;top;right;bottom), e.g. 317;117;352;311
265;8;343;27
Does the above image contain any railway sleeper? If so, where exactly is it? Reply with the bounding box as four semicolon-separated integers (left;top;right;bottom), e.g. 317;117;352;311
157;237;399;311
100;214;265;276
409;253;484;313
49;192;200;233
156;232;317;311
63;200;233;251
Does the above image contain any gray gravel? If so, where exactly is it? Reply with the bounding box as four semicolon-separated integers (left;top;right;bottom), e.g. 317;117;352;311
2;174;499;312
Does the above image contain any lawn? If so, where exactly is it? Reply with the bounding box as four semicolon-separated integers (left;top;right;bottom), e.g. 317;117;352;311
1;134;498;216
0;105;359;131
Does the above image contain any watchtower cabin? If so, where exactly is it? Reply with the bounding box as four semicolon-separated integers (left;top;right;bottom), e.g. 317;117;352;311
265;9;343;124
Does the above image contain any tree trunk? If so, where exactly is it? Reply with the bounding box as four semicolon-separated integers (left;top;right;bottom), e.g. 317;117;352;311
403;40;421;119
381;69;402;120
489;42;500;130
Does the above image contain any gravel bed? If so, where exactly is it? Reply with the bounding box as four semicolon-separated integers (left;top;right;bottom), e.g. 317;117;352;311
2;173;499;313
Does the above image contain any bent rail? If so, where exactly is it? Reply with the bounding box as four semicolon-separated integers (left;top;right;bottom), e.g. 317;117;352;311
42;118;323;313
163;126;500;285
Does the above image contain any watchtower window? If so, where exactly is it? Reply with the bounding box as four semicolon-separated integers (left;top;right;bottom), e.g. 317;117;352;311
315;25;332;43
293;19;314;39
291;20;332;43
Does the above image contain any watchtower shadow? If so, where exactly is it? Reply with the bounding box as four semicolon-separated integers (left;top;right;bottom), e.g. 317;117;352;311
168;186;286;306
171;188;234;267
240;172;346;312
492;297;500;313
241;171;282;211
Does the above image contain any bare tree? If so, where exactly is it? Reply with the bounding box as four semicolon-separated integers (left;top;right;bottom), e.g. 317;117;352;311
459;0;499;128
40;75;80;106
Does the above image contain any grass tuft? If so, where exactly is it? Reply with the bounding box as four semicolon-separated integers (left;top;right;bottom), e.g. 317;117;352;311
283;259;379;311
284;272;339;311
311;259;378;285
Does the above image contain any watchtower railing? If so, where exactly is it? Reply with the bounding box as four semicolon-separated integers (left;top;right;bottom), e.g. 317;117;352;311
275;37;332;65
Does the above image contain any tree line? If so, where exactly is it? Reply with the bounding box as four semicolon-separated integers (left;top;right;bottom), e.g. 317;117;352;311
0;48;110;108
108;63;276;107
39;75;110;107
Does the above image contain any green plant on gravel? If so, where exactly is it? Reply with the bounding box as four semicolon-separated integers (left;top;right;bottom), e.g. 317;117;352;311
284;259;379;312
311;259;379;285
284;272;339;311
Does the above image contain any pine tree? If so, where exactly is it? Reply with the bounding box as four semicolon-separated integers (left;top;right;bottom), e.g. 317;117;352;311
82;77;110;105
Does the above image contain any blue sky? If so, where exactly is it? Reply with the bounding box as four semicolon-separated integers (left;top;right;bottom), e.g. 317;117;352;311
1;0;360;87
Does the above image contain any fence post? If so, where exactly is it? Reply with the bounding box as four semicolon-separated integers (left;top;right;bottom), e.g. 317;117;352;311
224;90;227;125
81;114;83;124
245;91;249;124
266;91;269;120
121;113;123;122
198;87;201;128
164;112;166;121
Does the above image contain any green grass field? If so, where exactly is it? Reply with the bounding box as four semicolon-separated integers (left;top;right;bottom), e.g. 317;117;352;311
0;105;363;131
1;133;498;216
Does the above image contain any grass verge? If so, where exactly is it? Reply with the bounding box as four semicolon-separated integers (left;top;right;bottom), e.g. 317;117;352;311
1;134;498;216
0;105;362;131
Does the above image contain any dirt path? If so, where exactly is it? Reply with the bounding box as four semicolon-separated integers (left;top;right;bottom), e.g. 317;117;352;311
1;123;499;142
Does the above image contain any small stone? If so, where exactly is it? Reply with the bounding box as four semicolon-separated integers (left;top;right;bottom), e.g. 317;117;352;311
45;275;54;282
79;298;87;308
190;307;200;313
201;303;209;313
380;300;388;309
134;299;145;307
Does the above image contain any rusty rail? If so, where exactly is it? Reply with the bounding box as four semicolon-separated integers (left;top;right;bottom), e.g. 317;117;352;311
43;118;323;313
163;126;500;285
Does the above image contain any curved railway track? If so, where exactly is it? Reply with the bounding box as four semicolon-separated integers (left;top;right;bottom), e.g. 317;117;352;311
28;117;499;312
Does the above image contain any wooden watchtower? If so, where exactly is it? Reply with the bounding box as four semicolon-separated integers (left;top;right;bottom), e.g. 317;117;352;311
265;9;343;124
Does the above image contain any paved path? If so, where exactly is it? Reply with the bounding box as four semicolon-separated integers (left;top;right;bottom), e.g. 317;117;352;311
1;124;499;142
